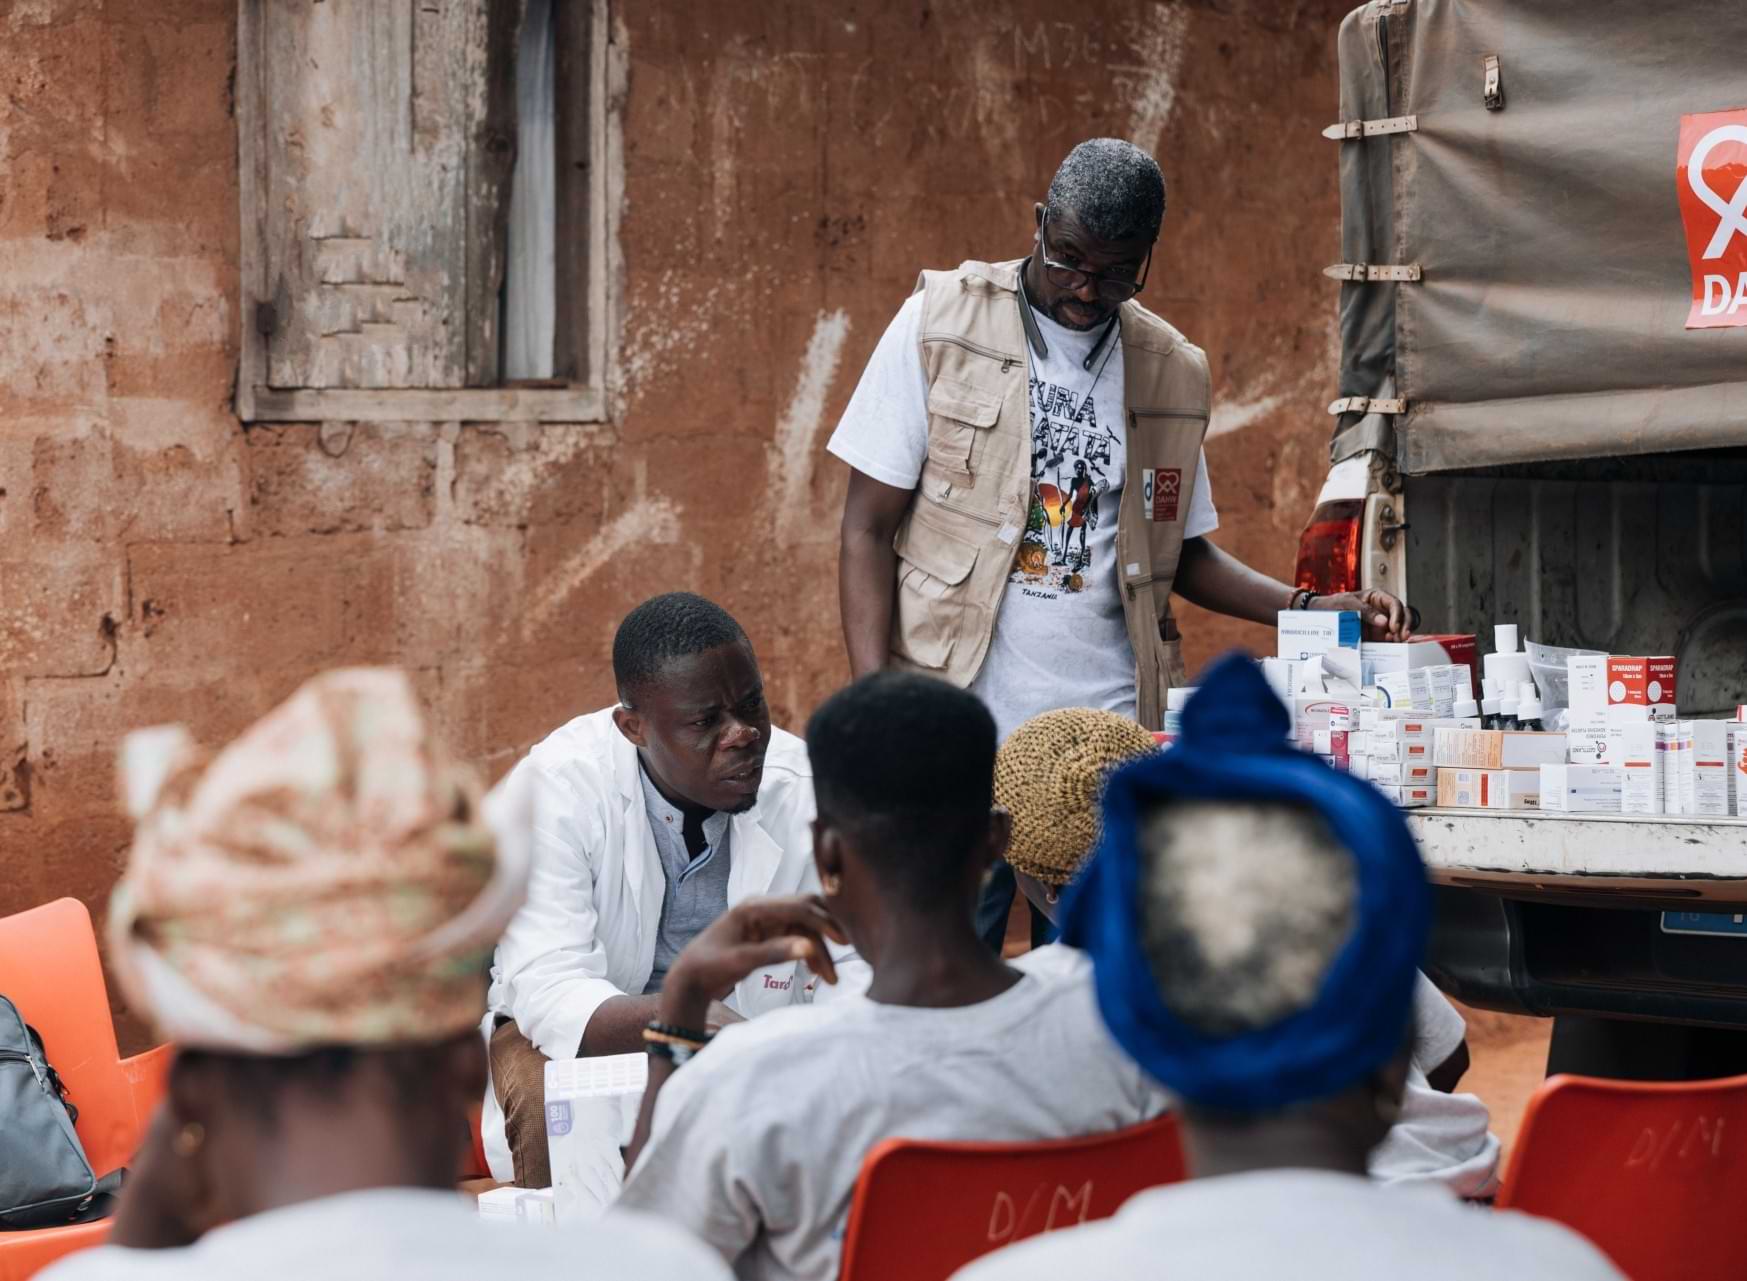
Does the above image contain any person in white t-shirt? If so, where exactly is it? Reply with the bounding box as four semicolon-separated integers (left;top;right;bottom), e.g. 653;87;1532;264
39;670;721;1281
830;137;1411;946
994;705;1500;1198
955;657;1620;1281
612;672;1160;1281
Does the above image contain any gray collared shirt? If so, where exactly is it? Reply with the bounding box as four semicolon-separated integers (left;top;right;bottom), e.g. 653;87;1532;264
639;766;733;994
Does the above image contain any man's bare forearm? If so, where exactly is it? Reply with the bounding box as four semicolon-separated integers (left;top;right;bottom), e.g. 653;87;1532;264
1172;536;1293;626
839;526;897;678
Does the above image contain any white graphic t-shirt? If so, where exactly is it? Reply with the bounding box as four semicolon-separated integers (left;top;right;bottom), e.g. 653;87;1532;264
829;290;1217;738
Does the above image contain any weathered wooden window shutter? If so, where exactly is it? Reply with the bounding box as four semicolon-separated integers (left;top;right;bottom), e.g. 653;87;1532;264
237;0;609;424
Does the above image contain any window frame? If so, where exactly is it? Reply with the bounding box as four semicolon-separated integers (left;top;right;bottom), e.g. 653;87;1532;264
234;0;612;424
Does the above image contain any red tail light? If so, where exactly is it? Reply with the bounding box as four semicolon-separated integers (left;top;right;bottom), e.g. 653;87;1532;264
1294;499;1363;594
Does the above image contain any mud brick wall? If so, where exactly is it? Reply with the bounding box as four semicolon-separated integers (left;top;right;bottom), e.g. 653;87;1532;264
1;0;1350;1042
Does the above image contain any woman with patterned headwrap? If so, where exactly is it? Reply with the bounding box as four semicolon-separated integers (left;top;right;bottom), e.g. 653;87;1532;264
37;669;726;1281
957;659;1620;1281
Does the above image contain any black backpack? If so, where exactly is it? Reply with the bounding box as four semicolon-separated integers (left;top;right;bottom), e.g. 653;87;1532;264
0;994;121;1229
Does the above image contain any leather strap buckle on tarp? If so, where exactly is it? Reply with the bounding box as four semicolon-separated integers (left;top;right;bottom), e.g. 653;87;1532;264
1321;115;1418;140
1327;396;1407;415
1482;54;1504;111
1323;263;1423;282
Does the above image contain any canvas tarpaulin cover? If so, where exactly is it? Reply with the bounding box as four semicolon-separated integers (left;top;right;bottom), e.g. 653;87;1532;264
1329;0;1747;473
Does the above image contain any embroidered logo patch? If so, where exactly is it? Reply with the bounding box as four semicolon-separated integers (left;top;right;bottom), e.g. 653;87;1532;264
1142;468;1181;522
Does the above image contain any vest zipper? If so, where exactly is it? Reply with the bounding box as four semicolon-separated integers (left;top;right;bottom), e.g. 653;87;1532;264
920;332;1021;373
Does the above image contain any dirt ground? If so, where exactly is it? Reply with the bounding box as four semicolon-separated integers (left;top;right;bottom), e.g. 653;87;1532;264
1450;1003;1553;1159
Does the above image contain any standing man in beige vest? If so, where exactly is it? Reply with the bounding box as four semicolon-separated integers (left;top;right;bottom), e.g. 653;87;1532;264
828;138;1409;945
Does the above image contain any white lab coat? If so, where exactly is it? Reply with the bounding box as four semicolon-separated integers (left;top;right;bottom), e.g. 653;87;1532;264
480;707;865;1180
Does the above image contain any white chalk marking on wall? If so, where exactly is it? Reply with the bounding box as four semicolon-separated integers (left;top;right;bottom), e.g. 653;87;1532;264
1124;3;1191;158
523;497;682;638
1208;391;1287;439
770;308;851;542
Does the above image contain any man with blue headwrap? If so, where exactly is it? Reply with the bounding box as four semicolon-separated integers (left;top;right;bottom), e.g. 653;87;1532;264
956;656;1623;1281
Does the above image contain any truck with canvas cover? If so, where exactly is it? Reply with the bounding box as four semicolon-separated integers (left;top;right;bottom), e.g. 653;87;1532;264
1296;0;1747;1073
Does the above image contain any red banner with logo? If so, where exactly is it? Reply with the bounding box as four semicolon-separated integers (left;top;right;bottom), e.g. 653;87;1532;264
1677;108;1747;329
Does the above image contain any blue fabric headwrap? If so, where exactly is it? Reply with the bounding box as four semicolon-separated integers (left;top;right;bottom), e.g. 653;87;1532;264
1060;652;1430;1112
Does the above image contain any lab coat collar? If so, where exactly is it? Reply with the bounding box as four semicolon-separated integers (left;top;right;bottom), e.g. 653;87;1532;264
607;713;791;913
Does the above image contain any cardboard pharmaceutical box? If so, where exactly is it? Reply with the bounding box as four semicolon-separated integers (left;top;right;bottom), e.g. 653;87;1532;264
1261;657;1299;708
1603;721;1663;816
545;1053;647;1222
1566;706;1610;767
1679;720;1697;813
1369;759;1435;788
1366;636;1479;697
1370;716;1431;764
1568;654;1609;714
1691;721;1732;818
1437;767;1541;810
1605;656;1679;720
1294;695;1355;755
1540;764;1626;814
1647;657;1678;718
1434;729;1568;770
1278;610;1360;662
1730;725;1747;817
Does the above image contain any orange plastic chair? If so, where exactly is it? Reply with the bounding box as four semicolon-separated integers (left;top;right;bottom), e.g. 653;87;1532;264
1495;1070;1747;1281
0;898;172;1281
838;1112;1184;1281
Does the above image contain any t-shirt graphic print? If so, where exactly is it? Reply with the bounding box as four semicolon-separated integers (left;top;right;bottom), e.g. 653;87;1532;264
1015;375;1120;595
962;308;1137;739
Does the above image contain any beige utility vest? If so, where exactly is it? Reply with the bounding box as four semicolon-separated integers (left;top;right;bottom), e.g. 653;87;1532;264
888;258;1211;730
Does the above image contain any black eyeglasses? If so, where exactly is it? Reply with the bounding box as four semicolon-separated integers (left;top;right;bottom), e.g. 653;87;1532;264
1036;210;1152;303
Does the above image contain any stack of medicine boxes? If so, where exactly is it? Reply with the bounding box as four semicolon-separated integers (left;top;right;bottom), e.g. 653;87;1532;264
1548;654;1744;816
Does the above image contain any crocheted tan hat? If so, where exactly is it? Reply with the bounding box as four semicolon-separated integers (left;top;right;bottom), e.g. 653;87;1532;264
995;708;1159;887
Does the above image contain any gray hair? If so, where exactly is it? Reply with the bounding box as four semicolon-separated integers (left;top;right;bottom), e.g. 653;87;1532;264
1139;800;1356;1037
1045;138;1167;244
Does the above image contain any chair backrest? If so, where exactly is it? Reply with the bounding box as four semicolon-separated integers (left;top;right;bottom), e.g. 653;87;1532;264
0;899;138;1176
1496;1070;1747;1281
838;1113;1185;1281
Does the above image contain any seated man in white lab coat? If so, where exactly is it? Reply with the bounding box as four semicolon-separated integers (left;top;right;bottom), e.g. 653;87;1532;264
483;592;864;1187
954;656;1620;1281
613;671;1160;1281
994;706;1500;1198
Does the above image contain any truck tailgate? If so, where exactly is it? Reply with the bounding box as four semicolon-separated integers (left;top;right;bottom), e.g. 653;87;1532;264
1411;809;1747;904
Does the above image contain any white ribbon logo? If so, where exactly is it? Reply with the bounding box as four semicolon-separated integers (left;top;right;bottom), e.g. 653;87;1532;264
1688;124;1747;259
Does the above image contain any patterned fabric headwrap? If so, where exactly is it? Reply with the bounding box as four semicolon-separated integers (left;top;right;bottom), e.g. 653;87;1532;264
110;668;531;1053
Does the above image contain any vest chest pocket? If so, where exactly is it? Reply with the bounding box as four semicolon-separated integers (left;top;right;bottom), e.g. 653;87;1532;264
891;515;981;671
924;377;1002;481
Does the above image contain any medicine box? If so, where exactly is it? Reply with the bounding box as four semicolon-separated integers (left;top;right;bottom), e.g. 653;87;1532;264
1603;720;1663;816
1539;764;1626;814
1434;729;1567;771
1692;721;1732;818
1730;725;1747;816
1370;716;1431;764
1368;759;1435;788
1374;782;1433;808
478;1186;556;1227
1277;610;1361;662
1566;707;1609;767
1436;767;1540;810
1567;655;1609;714
545;1053;648;1223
